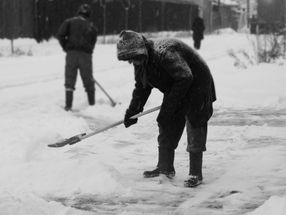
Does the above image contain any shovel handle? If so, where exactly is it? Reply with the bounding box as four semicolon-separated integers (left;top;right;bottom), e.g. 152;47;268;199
48;106;161;148
82;105;161;140
94;79;117;107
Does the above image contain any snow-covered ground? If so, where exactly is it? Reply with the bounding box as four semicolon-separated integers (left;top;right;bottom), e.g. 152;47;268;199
0;31;286;215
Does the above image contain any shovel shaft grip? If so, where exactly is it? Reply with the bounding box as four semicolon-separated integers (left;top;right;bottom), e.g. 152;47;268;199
130;106;161;119
68;134;85;145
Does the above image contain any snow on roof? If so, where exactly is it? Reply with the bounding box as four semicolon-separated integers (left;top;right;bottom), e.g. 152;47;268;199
163;0;238;7
138;0;208;5
223;0;239;5
213;0;238;6
104;0;209;6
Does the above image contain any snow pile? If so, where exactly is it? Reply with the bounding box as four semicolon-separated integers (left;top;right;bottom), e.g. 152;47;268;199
0;38;61;57
211;58;286;109
247;196;286;215
227;48;256;69
0;191;91;215
213;28;238;35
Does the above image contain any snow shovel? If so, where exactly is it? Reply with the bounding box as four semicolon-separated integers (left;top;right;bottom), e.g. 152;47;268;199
48;105;161;148
94;79;117;107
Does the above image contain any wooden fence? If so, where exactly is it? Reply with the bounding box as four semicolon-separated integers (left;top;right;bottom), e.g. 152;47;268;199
0;0;200;42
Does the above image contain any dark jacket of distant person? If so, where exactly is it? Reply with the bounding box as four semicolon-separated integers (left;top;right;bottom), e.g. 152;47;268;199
192;16;205;41
57;10;97;54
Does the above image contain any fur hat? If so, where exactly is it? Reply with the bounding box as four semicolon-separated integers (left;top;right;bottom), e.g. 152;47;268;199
77;4;91;18
117;30;148;61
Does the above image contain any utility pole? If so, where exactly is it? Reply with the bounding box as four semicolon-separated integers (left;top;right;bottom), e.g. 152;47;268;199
11;0;17;55
284;0;286;29
246;0;250;27
160;1;165;31
284;0;286;56
121;0;130;29
100;0;106;43
218;0;222;28
138;0;142;32
210;0;213;32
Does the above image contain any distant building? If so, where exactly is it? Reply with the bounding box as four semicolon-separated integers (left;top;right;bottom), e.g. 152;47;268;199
258;0;285;25
211;0;241;31
251;0;285;33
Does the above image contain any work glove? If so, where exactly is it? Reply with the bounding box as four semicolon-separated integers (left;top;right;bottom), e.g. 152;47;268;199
124;109;138;128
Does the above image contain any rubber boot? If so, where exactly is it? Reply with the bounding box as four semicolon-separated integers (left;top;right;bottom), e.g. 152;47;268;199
65;91;73;111
169;150;175;173
143;148;175;179
87;90;95;105
184;152;203;187
189;152;203;179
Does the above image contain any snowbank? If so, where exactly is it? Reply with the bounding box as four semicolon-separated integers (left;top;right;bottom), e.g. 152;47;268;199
247;196;286;215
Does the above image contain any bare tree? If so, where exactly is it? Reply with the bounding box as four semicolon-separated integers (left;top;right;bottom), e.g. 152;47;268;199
248;26;286;63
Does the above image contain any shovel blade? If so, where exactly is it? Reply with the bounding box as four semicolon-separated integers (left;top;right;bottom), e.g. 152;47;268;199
48;133;86;148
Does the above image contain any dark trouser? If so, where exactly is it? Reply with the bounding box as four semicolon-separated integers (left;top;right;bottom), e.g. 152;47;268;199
194;39;202;50
186;120;207;152
157;113;207;175
65;51;95;92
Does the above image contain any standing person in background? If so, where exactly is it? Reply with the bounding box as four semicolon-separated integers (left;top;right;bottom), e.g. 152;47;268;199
116;30;216;187
57;4;97;111
192;14;205;50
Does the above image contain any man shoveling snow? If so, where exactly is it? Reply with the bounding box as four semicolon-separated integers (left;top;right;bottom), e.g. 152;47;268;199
116;30;216;187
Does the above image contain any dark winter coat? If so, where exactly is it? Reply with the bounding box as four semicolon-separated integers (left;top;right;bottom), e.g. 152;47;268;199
57;15;97;54
192;17;205;41
128;38;216;127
